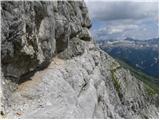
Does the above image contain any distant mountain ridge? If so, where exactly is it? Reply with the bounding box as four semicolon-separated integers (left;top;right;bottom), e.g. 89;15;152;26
124;37;159;45
97;37;159;78
97;37;158;49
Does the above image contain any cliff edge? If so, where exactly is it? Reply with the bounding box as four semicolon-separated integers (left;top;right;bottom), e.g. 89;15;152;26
1;1;158;119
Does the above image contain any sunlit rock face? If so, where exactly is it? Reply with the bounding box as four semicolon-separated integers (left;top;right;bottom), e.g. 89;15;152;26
1;1;91;83
1;1;158;119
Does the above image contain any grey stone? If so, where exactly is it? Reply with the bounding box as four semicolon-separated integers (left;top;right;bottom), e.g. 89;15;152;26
78;27;92;41
58;37;85;59
1;1;158;119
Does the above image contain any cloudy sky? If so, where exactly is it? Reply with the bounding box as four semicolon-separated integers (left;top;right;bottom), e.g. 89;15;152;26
85;0;159;40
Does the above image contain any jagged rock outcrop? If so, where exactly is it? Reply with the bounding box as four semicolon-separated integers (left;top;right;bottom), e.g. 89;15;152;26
1;1;158;119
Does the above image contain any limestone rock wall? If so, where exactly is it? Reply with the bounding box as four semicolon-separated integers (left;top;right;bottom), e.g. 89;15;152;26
1;1;91;83
1;0;91;110
1;0;158;119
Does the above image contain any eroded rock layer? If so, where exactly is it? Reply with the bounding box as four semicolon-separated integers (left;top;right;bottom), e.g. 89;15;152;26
1;1;158;119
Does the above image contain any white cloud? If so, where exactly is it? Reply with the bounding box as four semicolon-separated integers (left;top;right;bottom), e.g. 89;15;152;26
91;19;158;40
86;1;158;21
86;0;158;40
108;28;123;34
107;24;139;34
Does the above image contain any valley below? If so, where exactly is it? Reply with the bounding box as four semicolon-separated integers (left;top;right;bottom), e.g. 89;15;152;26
97;37;159;79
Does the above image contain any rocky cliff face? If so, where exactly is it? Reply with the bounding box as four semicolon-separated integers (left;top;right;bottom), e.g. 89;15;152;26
1;1;158;119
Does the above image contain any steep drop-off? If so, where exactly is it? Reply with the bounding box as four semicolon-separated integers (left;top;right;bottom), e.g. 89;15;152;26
1;1;159;119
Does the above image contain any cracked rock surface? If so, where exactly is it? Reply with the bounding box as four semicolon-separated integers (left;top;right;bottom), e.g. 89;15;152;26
1;1;158;119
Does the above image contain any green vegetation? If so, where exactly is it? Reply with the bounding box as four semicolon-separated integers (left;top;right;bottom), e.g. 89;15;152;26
116;58;158;94
111;67;122;98
111;70;121;92
145;84;157;96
